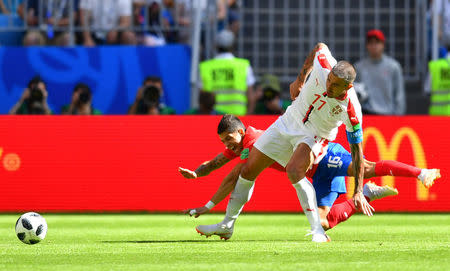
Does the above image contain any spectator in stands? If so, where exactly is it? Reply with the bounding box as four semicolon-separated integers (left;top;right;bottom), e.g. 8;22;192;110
161;0;178;43
175;0;191;44
129;76;175;114
199;29;256;115
436;0;450;52
133;0;180;45
354;29;405;115
18;0;78;46
185;91;223;115
426;0;450;58
175;0;227;44
216;0;227;31
133;0;166;46
427;1;450;115
80;0;136;46
61;83;101;115
0;0;22;14
254;74;290;115
227;0;240;35
9;76;51;115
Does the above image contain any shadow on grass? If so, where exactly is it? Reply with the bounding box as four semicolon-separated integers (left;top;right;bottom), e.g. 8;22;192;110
102;240;228;244
101;239;313;244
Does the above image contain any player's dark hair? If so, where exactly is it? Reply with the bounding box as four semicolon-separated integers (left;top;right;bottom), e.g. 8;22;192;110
217;114;245;134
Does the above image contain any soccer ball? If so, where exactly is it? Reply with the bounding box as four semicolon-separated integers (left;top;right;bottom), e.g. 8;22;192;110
15;212;47;245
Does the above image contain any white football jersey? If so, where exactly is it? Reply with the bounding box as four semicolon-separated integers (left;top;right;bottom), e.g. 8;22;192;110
284;47;363;141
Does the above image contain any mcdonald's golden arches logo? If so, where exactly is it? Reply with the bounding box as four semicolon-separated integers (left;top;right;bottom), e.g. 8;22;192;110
347;127;433;201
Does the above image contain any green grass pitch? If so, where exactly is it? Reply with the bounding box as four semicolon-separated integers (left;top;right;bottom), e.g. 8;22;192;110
0;214;449;271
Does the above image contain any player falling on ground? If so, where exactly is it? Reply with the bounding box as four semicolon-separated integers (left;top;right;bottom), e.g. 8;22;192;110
193;43;369;242
179;115;441;240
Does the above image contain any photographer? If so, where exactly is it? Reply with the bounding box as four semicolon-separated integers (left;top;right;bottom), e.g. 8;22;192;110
9;76;51;115
130;85;161;115
254;74;290;115
129;76;175;115
62;83;101;115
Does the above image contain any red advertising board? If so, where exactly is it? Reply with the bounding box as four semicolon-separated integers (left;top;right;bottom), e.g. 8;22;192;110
0;116;448;212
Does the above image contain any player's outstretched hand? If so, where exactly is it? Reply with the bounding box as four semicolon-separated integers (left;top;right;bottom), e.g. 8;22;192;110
178;167;198;179
353;192;375;217
183;206;210;218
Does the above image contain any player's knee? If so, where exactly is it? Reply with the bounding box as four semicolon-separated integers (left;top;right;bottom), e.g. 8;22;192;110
286;163;306;183
240;163;253;180
286;170;299;183
240;163;249;178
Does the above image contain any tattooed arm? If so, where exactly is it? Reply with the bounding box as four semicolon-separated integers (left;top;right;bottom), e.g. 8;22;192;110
289;42;328;100
350;142;374;216
178;153;231;179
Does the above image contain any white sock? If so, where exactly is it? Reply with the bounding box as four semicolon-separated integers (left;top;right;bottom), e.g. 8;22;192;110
222;175;255;228
292;178;325;234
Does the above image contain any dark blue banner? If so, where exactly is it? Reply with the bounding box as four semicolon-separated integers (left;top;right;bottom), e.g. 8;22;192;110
0;45;191;114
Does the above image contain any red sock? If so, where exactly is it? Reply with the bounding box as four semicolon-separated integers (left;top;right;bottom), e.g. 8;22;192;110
375;160;421;178
326;199;357;229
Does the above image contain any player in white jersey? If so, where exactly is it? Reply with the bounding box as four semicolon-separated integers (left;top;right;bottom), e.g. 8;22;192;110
198;43;371;243
286;47;362;142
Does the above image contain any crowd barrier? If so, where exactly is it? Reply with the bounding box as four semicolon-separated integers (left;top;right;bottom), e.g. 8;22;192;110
0;116;448;212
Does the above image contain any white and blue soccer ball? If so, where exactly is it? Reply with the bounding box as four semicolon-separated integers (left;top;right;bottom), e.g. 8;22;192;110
15;212;47;245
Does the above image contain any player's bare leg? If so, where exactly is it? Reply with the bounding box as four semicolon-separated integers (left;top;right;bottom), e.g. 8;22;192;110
318;206;331;230
347;159;441;188
196;147;274;240
240;147;275;181
286;143;329;242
